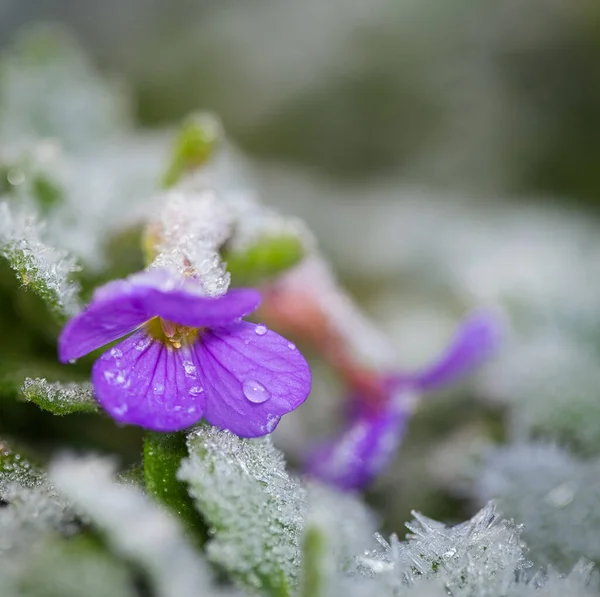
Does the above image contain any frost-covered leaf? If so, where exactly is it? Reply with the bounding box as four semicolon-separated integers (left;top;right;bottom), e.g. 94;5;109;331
143;431;206;543
178;426;307;596
0;441;75;554
0;23;131;150
476;443;600;570
21;378;98;415
2;535;137;597
49;455;235;597
0;201;80;320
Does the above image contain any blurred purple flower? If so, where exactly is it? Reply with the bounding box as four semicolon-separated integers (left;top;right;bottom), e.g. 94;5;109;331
59;269;311;435
305;310;502;490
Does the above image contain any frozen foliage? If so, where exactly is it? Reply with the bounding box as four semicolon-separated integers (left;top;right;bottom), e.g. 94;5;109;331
342;502;598;597
482;331;600;456
0;442;74;555
179;426;307;594
475;443;600;571
150;189;232;295
0;201;81;319
21;378;97;415
0;536;137;597
0;23;131;150
49;455;236;597
359;501;528;594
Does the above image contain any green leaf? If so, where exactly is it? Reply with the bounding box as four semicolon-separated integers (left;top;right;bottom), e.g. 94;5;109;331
143;431;206;545
178;426;307;596
21;378;98;415
300;526;326;597
223;234;305;285
162;112;221;187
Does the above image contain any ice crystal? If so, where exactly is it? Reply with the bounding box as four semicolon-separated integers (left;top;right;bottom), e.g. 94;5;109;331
49;455;235;597
150;189;232;295
476;443;600;570
178;426;307;594
21;378;97;415
0;201;81;319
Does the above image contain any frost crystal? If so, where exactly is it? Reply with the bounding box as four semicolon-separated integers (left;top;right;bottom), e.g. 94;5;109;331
178;426;307;594
358;501;528;594
0;201;81;318
150;189;232;295
49;455;234;597
476;443;600;570
21;378;97;415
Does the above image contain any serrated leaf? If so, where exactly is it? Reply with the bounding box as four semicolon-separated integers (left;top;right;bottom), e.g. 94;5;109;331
178;426;307;596
143;431;207;544
21;378;98;415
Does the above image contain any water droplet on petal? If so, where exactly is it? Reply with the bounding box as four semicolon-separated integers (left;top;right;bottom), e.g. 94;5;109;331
190;386;204;396
114;404;128;416
182;360;197;378
153;383;165;395
287;342;296;350
68;359;76;364
242;379;271;404
255;325;267;336
110;348;123;358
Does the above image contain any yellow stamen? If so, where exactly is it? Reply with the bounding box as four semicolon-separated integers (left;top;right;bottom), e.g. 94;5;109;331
145;317;201;349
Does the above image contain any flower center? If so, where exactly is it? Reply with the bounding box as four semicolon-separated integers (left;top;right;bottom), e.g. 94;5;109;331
145;317;201;349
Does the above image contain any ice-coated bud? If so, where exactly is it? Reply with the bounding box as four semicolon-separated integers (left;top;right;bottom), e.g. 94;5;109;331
162;112;222;187
223;233;305;285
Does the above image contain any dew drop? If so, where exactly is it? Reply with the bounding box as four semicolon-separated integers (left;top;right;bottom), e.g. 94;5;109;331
182;360;197;378
287;342;296;350
255;325;267;336
113;404;128;416
189;386;204;396
153;383;165;395
110;348;123;358
68;359;76;364
242;379;271;404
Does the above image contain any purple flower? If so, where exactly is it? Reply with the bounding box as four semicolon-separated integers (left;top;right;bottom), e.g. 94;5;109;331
305;310;502;490
59;269;311;435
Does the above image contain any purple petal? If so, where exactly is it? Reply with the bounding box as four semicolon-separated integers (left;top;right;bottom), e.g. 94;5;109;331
59;269;261;362
191;321;311;437
400;309;503;392
58;279;152;363
305;395;413;491
91;329;206;431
